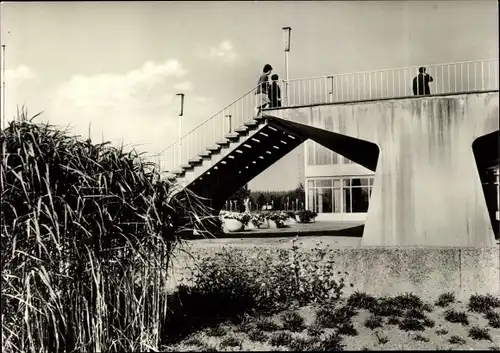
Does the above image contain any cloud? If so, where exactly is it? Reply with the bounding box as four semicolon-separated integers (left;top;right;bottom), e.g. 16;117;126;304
46;59;217;156
5;64;36;83
208;40;239;61
173;80;193;91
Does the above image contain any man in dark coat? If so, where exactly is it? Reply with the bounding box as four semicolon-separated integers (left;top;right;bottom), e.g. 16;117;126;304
268;74;282;108
413;67;434;96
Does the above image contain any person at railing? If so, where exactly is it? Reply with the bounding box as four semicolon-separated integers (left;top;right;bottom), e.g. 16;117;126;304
255;64;273;115
268;74;282;108
412;67;434;96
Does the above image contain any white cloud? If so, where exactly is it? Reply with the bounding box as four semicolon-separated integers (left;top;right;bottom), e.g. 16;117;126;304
45;59;217;156
5;64;36;83
173;80;193;91
208;40;239;61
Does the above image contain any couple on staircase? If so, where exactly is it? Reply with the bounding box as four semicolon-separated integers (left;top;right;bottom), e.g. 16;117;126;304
254;64;282;116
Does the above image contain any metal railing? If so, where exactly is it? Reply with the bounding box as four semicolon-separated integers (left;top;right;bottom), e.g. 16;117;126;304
148;58;499;175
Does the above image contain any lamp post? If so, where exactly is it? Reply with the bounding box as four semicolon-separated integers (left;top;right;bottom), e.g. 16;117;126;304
176;93;185;167
282;26;291;107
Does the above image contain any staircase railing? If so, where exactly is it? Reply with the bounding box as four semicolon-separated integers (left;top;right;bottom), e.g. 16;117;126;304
148;58;499;175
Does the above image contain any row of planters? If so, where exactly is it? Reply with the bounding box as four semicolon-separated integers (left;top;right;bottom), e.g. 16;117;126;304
220;210;318;232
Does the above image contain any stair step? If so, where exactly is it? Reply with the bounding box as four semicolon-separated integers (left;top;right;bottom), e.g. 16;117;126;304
216;139;230;146
180;164;193;170
225;132;239;140
244;119;259;127
189;158;202;165
254;115;266;122
198;151;211;158
234;126;248;134
207;145;221;152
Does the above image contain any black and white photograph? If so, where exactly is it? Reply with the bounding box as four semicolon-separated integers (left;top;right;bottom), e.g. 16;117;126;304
1;1;499;351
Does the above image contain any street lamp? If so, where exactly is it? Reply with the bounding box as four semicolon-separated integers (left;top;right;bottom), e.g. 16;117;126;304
1;45;5;130
282;27;291;107
176;93;185;167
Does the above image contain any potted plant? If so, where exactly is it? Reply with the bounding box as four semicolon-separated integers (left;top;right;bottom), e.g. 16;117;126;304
249;213;267;229
295;210;318;223
285;211;298;225
221;212;251;232
266;211;289;228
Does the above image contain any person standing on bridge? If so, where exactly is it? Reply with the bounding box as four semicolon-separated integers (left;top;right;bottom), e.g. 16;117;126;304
255;64;273;115
268;74;282;108
413;67;434;96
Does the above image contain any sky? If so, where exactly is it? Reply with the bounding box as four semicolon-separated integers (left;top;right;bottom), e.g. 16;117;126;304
1;0;498;191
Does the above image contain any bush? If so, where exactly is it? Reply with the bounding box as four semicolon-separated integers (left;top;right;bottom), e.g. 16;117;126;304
364;315;384;330
269;332;293;347
219;336;241;348
315;306;357;329
281;311;305;332
468;326;492;341
247;329;267;342
347;291;377;310
444;309;470;326
187;236;348;312
449;335;466;345
1;119;205;352
468;294;500;314
485;310;500;328
316;332;345;351
435;292;456;307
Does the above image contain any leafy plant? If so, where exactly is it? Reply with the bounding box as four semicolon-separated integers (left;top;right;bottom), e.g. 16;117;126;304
295;210;318;223
205;326;227;337
468;326;492;341
281;311;305;332
347;291;377;310
398;317;425;331
387;316;400;326
468;294;500;314
444;309;469;326
435;328;449;335
1;118;206;353
413;334;430;342
250;213;266;227
220;211;251;225
256;318;280;332
247;329;267;342
364;315;384;330
337;322;358;336
316;332;345;351
219;336;241;348
448;335;466;345
269;332;293;347
435;292;456;307
374;331;389;344
315;306;357;329
307;324;323;337
485;310;500;328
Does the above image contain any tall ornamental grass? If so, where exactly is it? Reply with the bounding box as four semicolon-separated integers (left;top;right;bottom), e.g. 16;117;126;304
1;114;208;353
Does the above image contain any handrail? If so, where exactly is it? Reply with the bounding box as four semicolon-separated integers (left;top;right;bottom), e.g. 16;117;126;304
156;83;261;155
286;58;500;82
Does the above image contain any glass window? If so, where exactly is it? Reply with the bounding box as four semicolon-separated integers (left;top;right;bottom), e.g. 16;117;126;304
351;186;370;213
316;179;332;187
343;187;351;213
333;188;342;213
343;179;351;187
307;180;315;188
351;178;371;187
308;188;316;212
316;187;333;213
333;179;342;188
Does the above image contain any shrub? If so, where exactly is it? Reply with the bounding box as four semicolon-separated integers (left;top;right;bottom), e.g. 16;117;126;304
316;332;345;351
337;322;358;336
369;297;404;317
256;318;280;332
444;309;469;326
364;315;384;330
187;236;348;312
468;294;500;314
435;292;456;307
315;306;357;328
185;336;206;347
281;311;305;332
307;324;323;337
387;316;400;326
250;213;266;227
269;332;293;347
347;291;377;310
398;317;425;331
1;118;205;353
436;328;449;335
392;293;425;310
205;326;227;337
374;331;389;344
247;329;267;342
406;308;426;319
485;310;500;328
468;326;492;341
219;336;241;348
448;335;466;345
288;337;319;351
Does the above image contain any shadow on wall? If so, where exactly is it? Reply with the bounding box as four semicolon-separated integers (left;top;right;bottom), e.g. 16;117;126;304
472;130;499;239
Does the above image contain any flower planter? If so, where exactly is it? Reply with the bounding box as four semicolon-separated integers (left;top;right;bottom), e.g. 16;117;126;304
224;219;244;232
257;220;270;229
247;221;257;230
268;220;285;229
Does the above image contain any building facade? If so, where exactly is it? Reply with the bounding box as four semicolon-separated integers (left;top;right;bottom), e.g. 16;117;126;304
304;139;375;222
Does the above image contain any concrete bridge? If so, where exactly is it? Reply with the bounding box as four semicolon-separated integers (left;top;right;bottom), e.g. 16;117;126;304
150;59;498;246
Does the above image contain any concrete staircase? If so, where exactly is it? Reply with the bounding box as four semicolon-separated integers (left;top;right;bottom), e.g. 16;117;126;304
171;115;305;208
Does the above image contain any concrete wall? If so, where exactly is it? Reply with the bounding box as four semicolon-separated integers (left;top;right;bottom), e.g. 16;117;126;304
268;92;499;247
168;242;500;301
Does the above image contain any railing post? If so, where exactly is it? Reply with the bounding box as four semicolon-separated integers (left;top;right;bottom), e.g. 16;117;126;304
226;114;232;134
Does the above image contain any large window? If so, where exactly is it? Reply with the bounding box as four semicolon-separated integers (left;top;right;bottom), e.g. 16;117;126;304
307;176;374;213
